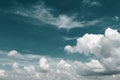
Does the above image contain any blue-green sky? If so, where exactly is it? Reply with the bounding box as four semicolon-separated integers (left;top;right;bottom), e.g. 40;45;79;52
1;0;120;80
0;0;120;59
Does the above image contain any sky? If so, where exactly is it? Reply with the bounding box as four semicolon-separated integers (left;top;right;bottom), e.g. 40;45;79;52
0;0;120;80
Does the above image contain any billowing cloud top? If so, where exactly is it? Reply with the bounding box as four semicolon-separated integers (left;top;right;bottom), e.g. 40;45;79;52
1;36;120;80
65;28;120;72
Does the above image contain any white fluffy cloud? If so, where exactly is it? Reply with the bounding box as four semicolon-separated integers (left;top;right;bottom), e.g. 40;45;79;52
65;27;120;71
0;50;115;80
85;59;105;72
24;65;36;73
2;43;120;80
39;57;49;71
65;33;103;55
0;45;120;80
0;69;5;76
12;62;19;69
7;50;22;58
57;59;71;69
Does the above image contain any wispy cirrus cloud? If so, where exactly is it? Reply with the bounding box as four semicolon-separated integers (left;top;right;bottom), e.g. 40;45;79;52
112;16;119;22
14;2;102;29
82;0;102;7
62;36;79;41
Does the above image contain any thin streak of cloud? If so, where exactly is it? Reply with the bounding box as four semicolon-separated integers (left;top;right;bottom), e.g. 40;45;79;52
14;2;102;29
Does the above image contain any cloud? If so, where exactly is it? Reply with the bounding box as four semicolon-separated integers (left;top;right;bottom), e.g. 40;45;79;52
55;15;82;29
39;57;49;71
12;62;19;69
0;69;5;76
64;33;103;55
112;16;119;21
1;49;120;80
55;15;101;29
62;36;79;41
57;59;71;69
65;27;120;72
82;0;102;7
24;65;36;73
85;59;105;72
14;2;102;29
7;50;22;58
64;45;75;53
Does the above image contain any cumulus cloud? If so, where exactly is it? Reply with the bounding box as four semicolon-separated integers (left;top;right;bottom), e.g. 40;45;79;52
64;33;103;55
0;69;5;76
1;49;120;80
65;27;120;72
7;50;22;58
85;59;105;72
39;57;49;71
64;45;75;53
24;65;36;73
57;59;71;68
12;62;19;69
